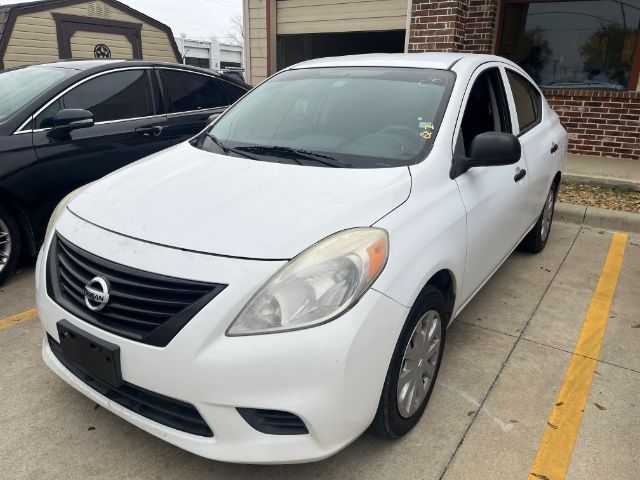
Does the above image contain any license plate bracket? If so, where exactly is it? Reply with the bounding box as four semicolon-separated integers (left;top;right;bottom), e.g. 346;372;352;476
57;320;123;388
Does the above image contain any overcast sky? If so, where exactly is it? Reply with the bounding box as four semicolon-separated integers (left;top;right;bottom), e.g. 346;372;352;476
0;0;242;40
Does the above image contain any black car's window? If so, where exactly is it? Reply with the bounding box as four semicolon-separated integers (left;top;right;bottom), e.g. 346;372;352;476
506;70;541;134
217;80;247;103
458;67;511;156
202;67;455;168
159;70;228;113
36;69;154;128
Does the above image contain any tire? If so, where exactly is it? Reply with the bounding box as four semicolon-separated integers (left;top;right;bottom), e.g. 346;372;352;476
519;182;557;254
370;286;447;438
0;205;22;286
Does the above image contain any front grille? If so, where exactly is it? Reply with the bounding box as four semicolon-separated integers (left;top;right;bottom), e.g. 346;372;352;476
46;234;226;347
48;335;213;437
237;408;309;435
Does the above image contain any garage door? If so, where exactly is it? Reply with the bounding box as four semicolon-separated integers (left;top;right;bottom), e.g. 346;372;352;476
276;0;408;35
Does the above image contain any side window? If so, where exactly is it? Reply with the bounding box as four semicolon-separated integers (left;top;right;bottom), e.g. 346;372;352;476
458;67;512;156
159;70;228;113
217;80;246;104
506;70;541;133
35;70;154;128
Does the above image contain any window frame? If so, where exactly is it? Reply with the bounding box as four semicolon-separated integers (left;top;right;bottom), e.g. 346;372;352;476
14;66;160;134
154;66;232;116
453;63;514;158
496;0;640;91
503;67;544;136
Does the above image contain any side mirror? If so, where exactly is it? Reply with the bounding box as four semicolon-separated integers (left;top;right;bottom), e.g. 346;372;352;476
450;132;521;178
47;109;94;139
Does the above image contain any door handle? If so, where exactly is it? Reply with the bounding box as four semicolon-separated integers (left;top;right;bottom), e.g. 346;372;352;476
135;126;165;137
550;143;558;154
514;169;527;182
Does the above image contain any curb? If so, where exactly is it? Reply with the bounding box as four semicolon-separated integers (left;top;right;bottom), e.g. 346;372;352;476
563;174;640;192
556;202;640;234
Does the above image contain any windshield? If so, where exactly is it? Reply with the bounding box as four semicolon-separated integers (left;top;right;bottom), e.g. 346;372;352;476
199;67;455;168
0;66;73;123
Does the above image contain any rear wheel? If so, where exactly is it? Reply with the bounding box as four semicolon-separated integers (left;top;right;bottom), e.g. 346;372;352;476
520;183;557;254
371;286;446;438
0;205;21;286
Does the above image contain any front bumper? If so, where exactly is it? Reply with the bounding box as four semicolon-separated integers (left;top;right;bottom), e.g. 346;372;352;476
37;212;409;464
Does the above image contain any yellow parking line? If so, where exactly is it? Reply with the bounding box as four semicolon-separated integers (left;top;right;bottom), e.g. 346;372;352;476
529;232;628;480
0;307;38;330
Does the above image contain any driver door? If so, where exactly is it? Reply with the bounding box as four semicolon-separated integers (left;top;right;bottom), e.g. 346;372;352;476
454;65;531;302
29;68;168;239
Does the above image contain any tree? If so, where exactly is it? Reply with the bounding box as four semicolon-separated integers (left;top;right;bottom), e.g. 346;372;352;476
227;14;244;46
580;23;634;87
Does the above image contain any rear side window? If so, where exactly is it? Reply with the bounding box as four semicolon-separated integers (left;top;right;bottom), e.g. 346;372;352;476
159;70;228;113
36;70;154;128
506;70;541;133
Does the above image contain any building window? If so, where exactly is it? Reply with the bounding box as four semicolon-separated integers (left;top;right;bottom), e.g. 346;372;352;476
184;57;211;69
220;61;241;69
498;0;640;90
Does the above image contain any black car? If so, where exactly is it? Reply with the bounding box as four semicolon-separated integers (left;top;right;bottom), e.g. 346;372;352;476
0;59;250;284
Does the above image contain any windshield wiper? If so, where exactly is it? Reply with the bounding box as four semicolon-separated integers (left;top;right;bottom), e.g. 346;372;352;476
237;145;351;168
205;133;258;160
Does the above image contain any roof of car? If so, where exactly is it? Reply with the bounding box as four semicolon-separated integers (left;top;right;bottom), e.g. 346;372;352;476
13;59;251;88
290;53;507;71
33;59;123;71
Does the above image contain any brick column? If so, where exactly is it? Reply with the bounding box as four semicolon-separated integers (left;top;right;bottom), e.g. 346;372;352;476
408;0;468;52
408;0;499;54
463;0;499;53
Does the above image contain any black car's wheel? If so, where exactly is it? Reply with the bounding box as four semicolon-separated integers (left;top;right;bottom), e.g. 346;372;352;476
371;286;446;438
0;205;21;286
520;182;557;254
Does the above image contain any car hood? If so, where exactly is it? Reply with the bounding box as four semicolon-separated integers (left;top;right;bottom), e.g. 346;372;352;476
68;142;412;259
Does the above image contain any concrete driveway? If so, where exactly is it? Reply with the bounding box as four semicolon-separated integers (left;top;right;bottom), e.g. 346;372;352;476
1;220;638;479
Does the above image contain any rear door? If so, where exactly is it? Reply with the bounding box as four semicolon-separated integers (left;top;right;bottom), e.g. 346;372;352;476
156;68;245;146
30;68;168;237
454;64;532;302
503;68;557;223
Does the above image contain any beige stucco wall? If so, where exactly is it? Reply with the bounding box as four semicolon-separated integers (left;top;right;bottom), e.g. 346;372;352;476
2;0;177;69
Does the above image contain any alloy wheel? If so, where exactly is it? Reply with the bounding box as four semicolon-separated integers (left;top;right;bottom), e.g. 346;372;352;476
396;309;442;418
540;187;555;242
0;217;11;275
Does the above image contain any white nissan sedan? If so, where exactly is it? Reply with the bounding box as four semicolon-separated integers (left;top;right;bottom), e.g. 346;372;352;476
36;53;566;464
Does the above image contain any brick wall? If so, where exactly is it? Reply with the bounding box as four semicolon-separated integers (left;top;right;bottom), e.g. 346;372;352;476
545;89;640;160
408;0;498;53
462;0;498;53
408;0;467;52
408;0;640;160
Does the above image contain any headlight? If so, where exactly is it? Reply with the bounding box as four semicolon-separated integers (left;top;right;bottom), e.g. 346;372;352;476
227;228;389;336
45;184;91;240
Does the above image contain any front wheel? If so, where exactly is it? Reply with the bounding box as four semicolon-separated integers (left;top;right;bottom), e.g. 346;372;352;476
520;183;557;254
370;286;446;438
0;205;21;286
